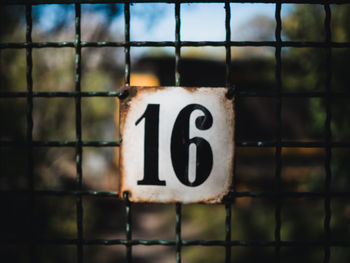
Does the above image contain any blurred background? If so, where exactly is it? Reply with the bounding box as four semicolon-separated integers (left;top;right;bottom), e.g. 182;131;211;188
1;2;350;263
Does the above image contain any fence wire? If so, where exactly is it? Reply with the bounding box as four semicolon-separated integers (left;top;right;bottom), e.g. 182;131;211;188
0;1;350;263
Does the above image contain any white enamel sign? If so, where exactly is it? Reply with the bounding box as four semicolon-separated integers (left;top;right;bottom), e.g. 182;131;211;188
120;86;234;203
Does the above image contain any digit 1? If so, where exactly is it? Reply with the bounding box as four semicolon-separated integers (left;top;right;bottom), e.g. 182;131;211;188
135;104;166;186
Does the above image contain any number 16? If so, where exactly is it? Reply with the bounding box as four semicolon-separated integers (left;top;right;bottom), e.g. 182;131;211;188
135;104;214;187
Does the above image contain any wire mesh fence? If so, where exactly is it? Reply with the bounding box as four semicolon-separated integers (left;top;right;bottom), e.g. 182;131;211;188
1;0;350;263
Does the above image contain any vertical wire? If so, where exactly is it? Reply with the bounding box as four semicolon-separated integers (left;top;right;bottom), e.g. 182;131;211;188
25;4;35;263
225;1;231;89
323;4;332;263
124;192;132;263
225;202;231;263
224;2;232;263
175;3;182;263
75;4;83;263
124;3;132;263
175;2;181;87
274;2;282;263
125;3;130;86
175;202;182;263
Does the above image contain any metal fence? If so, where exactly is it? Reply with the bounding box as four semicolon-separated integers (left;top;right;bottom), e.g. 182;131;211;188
1;0;350;263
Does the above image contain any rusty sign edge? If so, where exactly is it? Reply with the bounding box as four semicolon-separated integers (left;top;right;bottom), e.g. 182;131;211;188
119;86;235;204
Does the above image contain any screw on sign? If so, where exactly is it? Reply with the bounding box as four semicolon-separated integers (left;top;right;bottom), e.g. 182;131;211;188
119;86;234;203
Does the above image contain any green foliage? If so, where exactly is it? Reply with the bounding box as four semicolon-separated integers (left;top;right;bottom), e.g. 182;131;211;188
280;5;350;263
283;5;325;41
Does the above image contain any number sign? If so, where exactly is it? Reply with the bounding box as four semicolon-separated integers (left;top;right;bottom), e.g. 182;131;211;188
120;86;234;203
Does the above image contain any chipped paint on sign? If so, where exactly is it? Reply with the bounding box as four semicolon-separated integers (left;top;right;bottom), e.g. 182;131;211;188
120;86;234;204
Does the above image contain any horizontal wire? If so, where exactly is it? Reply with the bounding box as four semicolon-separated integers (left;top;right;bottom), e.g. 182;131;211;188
224;191;350;199
0;91;124;98
2;90;350;98
1;190;350;199
0;190;120;197
0;140;121;147
2;238;350;247
237;141;350;147
1;41;350;49
1;0;350;5
1;140;349;148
